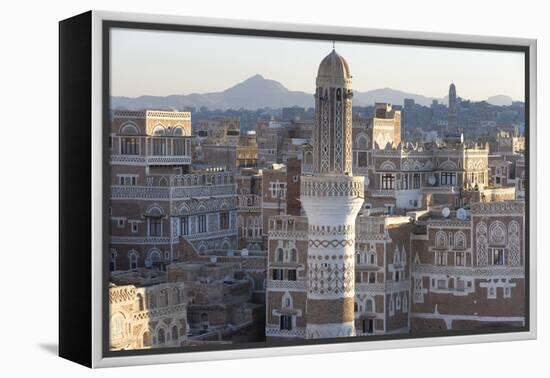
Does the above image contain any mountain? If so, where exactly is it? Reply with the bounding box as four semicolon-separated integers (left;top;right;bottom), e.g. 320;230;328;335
111;74;312;111
486;95;514;106
111;75;514;110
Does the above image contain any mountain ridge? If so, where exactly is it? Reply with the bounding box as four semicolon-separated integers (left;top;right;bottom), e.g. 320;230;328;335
111;74;518;110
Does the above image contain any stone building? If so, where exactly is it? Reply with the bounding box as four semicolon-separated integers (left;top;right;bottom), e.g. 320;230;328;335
264;50;526;342
109;279;188;351
410;201;525;331
109;110;238;272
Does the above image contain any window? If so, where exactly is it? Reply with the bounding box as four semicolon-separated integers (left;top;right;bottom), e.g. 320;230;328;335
180;216;189;235
118;175;138;186
117;219;125;228
437;279;447;289
381;174;395;190
110;250;117;272
157;328;165;344
356;253;361;264
358;152;368;167
173;139;186;155
289;248;297;262
413;173;421;189
280;315;292;331
129;251;138;270
402;174;409;190
148;217;162;236
362;319;374;334
197;215;207;233
276;248;284;262
440;172;457;186
395;271;400;282
172;326;178;341
287;269;297;281
368;272;376;284
355;273;362;283
110;313;125;340
137;293;144;311
457;279;465;291
269;181;287;199
131;222;138;233
121;137;139;155
456;251;464;266
366;298;374;313
152;138;167;155
219;211;229;230
272;269;284;280
490;248;504;266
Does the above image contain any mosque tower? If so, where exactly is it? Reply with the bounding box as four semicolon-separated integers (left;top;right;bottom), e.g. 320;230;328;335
301;49;364;339
448;83;458;130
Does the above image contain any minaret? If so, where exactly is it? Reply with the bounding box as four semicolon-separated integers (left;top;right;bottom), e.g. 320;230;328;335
448;83;457;130
301;49;364;339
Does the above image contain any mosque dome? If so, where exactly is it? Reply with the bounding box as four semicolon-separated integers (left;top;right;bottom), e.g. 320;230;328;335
316;50;352;87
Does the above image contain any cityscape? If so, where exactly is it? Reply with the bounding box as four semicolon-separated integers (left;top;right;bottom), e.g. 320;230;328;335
108;36;526;350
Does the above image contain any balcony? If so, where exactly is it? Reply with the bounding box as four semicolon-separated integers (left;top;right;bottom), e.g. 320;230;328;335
237;194;262;210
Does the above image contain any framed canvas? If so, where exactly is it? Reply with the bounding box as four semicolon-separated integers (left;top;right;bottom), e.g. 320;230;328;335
59;10;537;368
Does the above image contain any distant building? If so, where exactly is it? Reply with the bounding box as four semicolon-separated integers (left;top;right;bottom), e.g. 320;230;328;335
448;83;458;130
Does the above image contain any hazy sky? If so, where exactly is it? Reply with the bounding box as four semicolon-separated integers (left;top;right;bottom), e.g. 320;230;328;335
111;28;525;101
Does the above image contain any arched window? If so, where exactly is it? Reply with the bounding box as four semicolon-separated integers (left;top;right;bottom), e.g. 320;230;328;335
148;294;156;309
145;249;162;269
110;313;125;340
173;126;185;136
304;151;313;165
142;331;151;348
276;248;284;262
356;134;369;149
136;293;144;311
128;250;139;270
435;231;447;249
152;125;166;136
172;325;179;341
172;287;180;305
356;253;361;264
489;221;506;246
366;298;374;313
336;88;342;101
284;297;291;308
157;328;166;344
369;251;376;265
120;123;139;135
110;249;117;271
455;231;466;249
159;290;169;307
290;248;297;262
354;302;358;312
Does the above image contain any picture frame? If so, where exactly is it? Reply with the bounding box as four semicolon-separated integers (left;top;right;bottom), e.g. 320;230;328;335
59;10;537;368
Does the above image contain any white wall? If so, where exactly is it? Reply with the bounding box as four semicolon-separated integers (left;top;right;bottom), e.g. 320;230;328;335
1;0;546;376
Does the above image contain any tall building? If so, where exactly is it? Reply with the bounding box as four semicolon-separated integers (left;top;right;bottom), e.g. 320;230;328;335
448;83;458;130
300;50;364;339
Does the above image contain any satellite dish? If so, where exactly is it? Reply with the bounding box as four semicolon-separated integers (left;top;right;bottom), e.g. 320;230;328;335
428;175;436;186
457;208;468;220
442;207;450;218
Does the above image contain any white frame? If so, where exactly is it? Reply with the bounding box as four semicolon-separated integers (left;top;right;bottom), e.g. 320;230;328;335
91;10;537;368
